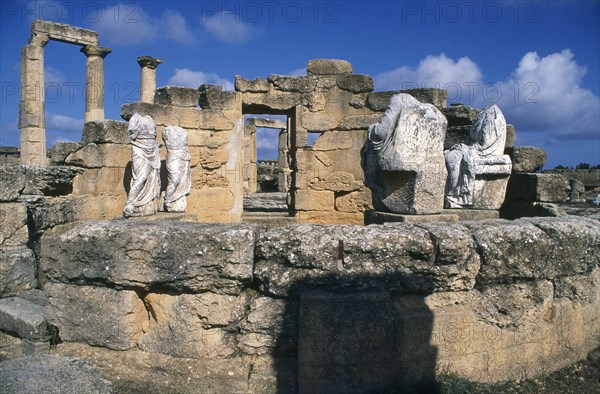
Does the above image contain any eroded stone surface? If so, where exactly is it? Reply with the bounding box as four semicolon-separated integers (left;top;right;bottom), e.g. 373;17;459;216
505;146;547;173
0;247;37;297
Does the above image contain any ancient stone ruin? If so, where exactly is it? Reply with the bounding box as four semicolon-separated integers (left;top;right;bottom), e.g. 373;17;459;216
1;20;599;393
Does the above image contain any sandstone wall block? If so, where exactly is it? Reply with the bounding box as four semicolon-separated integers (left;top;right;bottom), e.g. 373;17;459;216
306;59;353;75
0;165;27;201
82;120;129;144
0;203;28;247
0;247;37;297
154;86;200;107
505;146;547;173
506;173;569;202
336;74;374;93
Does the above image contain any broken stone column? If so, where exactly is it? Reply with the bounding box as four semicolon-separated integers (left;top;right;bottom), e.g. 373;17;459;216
81;45;111;123
361;93;448;214
19;34;48;166
137;56;163;104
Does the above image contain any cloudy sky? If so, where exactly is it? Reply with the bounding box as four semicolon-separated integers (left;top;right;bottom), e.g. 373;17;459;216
0;0;598;167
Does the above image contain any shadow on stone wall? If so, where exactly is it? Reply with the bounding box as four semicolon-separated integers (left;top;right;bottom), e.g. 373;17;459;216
271;273;440;394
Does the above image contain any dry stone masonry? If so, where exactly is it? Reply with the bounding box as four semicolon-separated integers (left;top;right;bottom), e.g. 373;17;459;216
2;19;599;393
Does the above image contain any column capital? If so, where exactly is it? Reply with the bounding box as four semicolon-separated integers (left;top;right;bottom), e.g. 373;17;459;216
81;45;112;58
137;56;163;69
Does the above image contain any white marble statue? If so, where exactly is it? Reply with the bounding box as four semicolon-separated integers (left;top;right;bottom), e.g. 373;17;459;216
361;93;448;214
159;125;191;212
444;104;512;208
123;113;161;217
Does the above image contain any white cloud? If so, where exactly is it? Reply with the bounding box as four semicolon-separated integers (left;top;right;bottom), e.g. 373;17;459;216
481;50;600;141
168;68;233;90
288;68;307;76
91;4;195;46
374;53;483;91
44;66;65;85
202;12;259;44
256;128;280;151
46;112;83;132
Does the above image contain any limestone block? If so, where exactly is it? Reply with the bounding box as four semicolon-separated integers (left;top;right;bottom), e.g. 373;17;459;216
120;102;201;129
466;216;600;286
154;86;200;107
441;104;480;126
306;59;353;75
197;146;229;169
269;75;316;93
247;117;287;129
49;142;82;165
187;129;212;146
505;146;547;173
0;203;28;247
294;211;364;225
311;131;354;150
0;247;36;297
338;114;382;130
238;296;297;355
367;89;448;110
65;143;103;168
0;297;49;341
499;201;566;220
97;143;131;168
254;222;479;296
308;171;363;192
506;124;516;147
199;110;235;131
471;175;511;210
365;211;459;224
41;221;256;294
138;292;248;359
82;120;129;144
336;74;374;93
22;166;83;196
72;168;127;195
191;169;229;189
0;165;27;201
349;95;367;109
32;20;99;45
44;282;145;350
506;173;569;202
0;355;113;394
335;190;373;212
301;111;336;131
234;76;269;92
241;92;301;111
198;84;238;110
295;190;335;211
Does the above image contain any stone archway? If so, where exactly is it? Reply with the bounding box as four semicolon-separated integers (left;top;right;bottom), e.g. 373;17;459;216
19;20;111;165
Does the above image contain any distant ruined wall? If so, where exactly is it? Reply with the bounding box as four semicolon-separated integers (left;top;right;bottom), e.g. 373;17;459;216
1;198;598;392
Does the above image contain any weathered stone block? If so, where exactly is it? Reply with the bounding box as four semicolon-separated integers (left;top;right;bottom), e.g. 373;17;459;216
467;216;600;286
444;125;470;150
0;165;26;201
336;74;374;93
40;221;257;294
505;146;548;173
544;169;600;189
97;143;131;168
308;172;363;192
306;59;353;75
198;84;238;110
441;104;480;126
0;247;37;297
0;297;48;341
365;211;459;224
335;190;372;212
254;223;479;296
242;92;302;111
120;102;201;129
22;166;83;196
506;173;569;202
44;282;145;350
82;120;129;144
506;124;516;147
235;76;269;92
301;111;336;131
247;117;286;129
0;203;28;247
311;131;354;151
295;190;334;211
65;143;103;168
0;355;113;394
138;292;248;359
367;89;448;110
49;142;82;165
269;75;316;93
154;86;200;107
337;114;382;130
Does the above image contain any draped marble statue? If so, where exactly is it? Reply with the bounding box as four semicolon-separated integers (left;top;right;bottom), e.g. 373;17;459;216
159;125;191;212
361;93;447;214
123;113;161;217
444;104;512;209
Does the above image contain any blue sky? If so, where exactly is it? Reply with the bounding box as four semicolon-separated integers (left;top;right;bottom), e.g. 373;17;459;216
1;0;598;167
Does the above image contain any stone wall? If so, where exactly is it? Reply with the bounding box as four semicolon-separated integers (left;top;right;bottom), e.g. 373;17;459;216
1;209;598;392
237;59;450;225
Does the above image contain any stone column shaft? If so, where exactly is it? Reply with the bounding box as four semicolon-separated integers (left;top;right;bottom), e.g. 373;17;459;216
82;45;111;123
19;40;46;166
137;56;163;103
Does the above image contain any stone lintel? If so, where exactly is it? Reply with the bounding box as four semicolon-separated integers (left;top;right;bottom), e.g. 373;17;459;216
364;210;459;225
31;20;99;46
247;117;287;129
137;56;163;69
81;45;112;58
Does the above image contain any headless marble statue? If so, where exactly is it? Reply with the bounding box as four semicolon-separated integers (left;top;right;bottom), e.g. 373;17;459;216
444;104;511;208
159;125;191;212
123;113;161;217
